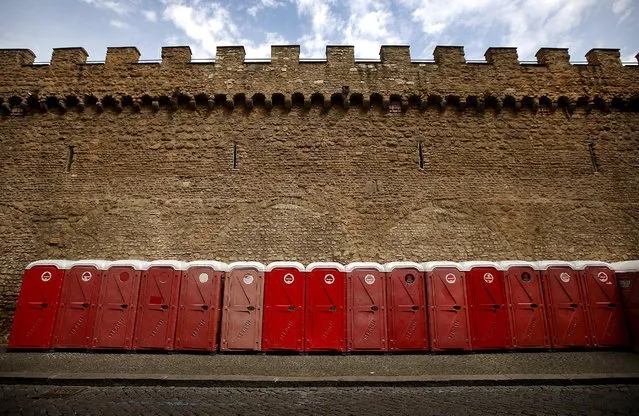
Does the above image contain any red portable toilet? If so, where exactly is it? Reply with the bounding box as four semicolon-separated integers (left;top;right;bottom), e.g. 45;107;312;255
573;261;630;348
461;261;512;350
92;260;147;350
424;262;471;351
220;262;265;352
304;262;346;352
500;261;550;349
175;261;227;352
345;262;388;352
538;261;592;348
52;260;108;349
262;261;306;352
8;260;71;350
611;261;639;351
133;260;185;351
384;262;428;352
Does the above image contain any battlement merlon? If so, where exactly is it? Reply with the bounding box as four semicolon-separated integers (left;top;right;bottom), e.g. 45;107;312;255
0;45;638;99
0;49;35;66
586;48;622;68
106;47;141;66
51;47;89;68
484;47;519;67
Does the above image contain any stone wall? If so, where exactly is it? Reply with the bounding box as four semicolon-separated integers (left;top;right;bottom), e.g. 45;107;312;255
0;44;638;338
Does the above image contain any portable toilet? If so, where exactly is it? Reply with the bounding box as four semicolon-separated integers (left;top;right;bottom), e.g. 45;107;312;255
500;261;550;349
573;261;629;348
461;261;512;351
8;260;71;349
345;262;388;352
220;262;265;352
92;260;147;350
384;262;428;351
262;261;306;352
424;261;471;351
304;262;346;352
52;260;109;349
175;261;227;352
537;261;592;348
133;260;185;350
611;261;639;351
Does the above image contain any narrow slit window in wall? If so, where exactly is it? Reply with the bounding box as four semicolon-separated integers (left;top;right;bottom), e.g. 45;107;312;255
232;142;238;169
588;143;599;173
418;141;424;170
66;145;74;172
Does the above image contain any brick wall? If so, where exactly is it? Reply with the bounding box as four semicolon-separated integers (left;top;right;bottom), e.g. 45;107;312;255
0;44;638;338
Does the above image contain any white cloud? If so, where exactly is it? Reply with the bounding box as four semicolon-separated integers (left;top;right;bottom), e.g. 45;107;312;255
293;0;341;57
162;1;287;58
248;0;286;18
80;0;137;15
342;0;404;58
400;0;598;59
612;0;633;22
142;9;157;22
164;34;181;46
245;32;287;58
109;19;130;29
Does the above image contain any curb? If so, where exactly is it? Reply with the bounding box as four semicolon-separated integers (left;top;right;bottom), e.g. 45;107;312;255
1;373;638;387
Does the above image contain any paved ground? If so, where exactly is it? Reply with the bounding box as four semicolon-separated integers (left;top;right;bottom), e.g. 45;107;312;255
1;384;639;415
2;351;639;383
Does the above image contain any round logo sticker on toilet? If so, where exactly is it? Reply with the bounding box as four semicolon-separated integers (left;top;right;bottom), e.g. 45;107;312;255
560;272;571;283
483;273;494;284
324;274;335;284
81;271;92;282
41;271;52;282
283;273;295;284
597;272;609;283
364;274;375;285
243;274;254;285
199;273;209;283
445;273;457;284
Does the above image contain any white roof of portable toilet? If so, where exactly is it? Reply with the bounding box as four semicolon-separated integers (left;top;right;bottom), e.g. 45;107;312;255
108;260;150;270
535;261;574;270
186;261;229;271
265;261;305;272
459;261;504;272
305;262;346;272
383;262;425;272
228;261;266;272
422;261;463;271
499;260;537;270
611;261;639;272
344;262;385;272
571;261;612;270
142;260;188;270
26;259;73;270
71;259;111;270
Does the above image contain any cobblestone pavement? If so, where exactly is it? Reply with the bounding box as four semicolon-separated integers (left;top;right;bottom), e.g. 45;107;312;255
1;384;638;415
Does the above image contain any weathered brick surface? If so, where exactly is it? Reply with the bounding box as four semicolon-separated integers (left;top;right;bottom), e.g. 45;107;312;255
0;44;638;338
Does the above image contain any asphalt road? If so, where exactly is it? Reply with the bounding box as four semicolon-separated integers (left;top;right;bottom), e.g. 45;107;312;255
2;384;639;415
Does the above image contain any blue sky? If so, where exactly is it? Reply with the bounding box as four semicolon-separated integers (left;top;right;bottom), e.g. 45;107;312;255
1;0;637;62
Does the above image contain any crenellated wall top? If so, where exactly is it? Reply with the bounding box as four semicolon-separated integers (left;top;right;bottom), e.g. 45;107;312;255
0;45;638;116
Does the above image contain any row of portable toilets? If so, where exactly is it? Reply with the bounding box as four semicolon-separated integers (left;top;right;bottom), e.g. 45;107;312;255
8;260;639;353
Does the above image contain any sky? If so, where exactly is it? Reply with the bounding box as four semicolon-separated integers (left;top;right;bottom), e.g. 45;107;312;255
0;0;637;63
